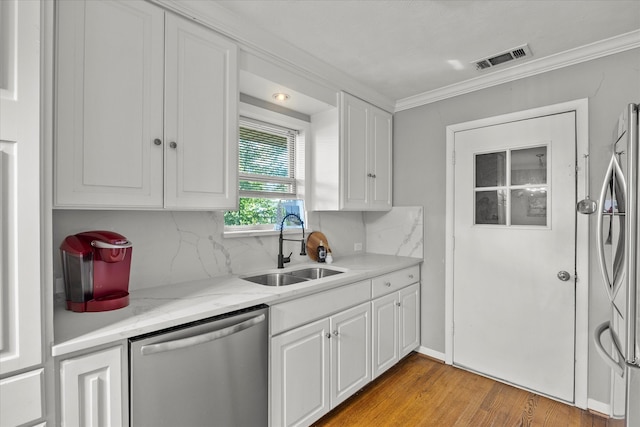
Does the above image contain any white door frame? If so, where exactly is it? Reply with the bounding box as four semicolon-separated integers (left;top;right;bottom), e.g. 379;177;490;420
445;99;589;409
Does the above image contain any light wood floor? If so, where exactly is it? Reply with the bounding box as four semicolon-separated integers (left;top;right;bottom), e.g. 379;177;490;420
314;353;623;427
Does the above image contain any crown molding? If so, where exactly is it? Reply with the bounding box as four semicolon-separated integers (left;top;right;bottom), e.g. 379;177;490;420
395;29;640;112
151;0;396;112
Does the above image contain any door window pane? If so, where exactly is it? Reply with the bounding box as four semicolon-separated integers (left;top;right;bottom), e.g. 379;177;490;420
511;146;547;185
511;189;547;226
475;190;506;225
476;152;506;187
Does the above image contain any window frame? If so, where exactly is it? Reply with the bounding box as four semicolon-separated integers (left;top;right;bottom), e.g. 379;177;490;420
223;102;310;237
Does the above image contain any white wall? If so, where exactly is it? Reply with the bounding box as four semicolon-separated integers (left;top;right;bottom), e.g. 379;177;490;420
393;47;640;404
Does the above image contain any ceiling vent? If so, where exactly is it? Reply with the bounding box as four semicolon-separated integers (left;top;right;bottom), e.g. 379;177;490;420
472;44;533;71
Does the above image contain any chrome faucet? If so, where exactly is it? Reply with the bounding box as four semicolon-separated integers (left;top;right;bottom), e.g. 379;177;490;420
278;213;306;268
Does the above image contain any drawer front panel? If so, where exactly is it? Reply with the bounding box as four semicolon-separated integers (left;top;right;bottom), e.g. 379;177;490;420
371;265;420;298
0;368;44;426
271;280;371;335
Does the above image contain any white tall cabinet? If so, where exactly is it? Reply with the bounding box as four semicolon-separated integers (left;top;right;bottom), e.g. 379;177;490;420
312;92;392;211
55;0;238;210
0;0;45;425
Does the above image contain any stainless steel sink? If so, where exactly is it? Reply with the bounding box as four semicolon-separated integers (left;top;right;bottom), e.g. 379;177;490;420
287;267;343;280
242;273;308;287
241;267;344;286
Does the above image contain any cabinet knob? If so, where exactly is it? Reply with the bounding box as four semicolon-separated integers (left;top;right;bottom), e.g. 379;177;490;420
396;302;401;307
169;141;177;149
333;330;339;337
153;138;162;146
408;274;414;279
371;173;376;178
385;282;391;287
326;333;332;339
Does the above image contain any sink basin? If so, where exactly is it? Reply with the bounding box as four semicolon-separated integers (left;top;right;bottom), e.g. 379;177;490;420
242;273;308;287
241;267;344;286
287;267;343;280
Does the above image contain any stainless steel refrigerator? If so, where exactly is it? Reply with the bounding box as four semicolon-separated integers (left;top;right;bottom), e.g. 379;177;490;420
594;102;640;426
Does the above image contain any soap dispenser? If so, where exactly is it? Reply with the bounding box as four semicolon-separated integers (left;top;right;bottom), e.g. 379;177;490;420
317;241;327;263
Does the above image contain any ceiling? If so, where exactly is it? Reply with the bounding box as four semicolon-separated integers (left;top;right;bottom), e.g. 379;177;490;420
214;0;640;110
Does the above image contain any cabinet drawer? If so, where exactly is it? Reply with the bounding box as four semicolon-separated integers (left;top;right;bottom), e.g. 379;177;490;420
0;368;44;426
271;280;371;335
371;265;420;298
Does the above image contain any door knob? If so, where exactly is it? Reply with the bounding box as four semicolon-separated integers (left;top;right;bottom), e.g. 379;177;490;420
557;271;571;281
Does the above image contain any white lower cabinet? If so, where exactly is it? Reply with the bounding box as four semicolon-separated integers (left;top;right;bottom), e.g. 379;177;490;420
372;283;420;379
271;303;371;427
59;345;126;427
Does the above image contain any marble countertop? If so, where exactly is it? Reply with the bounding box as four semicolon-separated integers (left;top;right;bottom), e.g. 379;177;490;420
53;253;421;357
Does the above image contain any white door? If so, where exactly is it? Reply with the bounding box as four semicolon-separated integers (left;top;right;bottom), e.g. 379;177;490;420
55;0;165;208
164;13;238;210
369;106;393;210
371;292;399;379
271;318;331;427
331;303;371;407
342;93;369;209
453;112;576;402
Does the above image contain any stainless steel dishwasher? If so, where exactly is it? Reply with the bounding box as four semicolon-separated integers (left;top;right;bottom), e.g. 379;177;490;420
129;305;268;427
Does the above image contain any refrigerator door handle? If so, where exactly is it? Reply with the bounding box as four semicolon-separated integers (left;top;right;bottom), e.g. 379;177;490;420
140;313;266;356
596;154;627;301
594;321;625;377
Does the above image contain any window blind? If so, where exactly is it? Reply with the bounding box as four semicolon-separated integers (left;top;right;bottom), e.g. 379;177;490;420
238;117;297;199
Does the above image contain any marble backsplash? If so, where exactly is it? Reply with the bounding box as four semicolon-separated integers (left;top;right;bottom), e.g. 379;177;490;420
53;206;423;292
365;206;424;259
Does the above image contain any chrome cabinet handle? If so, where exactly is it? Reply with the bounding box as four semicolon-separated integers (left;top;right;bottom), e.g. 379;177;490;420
396;302;401;307
169;141;177;149
326;333;332;339
333;330;339;336
557;271;571;281
140;314;266;356
408;274;414;279
385;282;391;287
153;138;162;146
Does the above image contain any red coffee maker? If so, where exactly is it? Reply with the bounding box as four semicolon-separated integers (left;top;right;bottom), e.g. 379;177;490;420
60;231;132;312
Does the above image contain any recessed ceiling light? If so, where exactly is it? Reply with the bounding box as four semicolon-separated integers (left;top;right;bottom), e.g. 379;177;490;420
272;93;290;102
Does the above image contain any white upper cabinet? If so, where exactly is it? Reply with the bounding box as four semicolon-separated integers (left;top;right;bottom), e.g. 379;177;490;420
163;12;238;209
55;0;238;210
311;92;392;211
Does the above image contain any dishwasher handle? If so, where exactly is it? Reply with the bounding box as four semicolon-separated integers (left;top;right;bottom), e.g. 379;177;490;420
140;313;266;356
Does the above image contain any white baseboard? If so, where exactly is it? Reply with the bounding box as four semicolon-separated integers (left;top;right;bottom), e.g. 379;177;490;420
587;398;611;418
417;346;445;362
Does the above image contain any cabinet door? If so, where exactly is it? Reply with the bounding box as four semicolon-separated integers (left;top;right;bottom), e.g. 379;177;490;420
0;0;42;375
369;106;393;210
331;303;371;407
271;318;331;427
164;13;238;210
341;93;370;210
399;283;420;358
371;292;399;379
55;0;164;208
60;346;124;427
